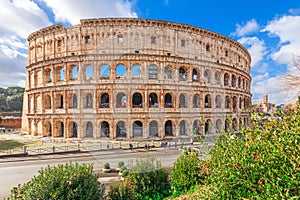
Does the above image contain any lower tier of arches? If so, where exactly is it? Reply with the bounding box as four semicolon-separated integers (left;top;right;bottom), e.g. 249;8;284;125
24;114;251;139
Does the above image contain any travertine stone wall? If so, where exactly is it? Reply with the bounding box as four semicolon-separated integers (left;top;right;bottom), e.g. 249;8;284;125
21;18;252;140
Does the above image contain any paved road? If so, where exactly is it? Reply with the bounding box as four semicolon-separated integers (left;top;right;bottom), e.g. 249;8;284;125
0;148;181;198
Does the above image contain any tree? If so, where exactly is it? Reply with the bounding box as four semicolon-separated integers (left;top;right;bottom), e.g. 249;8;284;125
282;55;300;97
10;162;105;200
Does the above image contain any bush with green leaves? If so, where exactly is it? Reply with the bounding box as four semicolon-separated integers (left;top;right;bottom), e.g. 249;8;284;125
203;100;300;199
118;161;125;168
103;162;110;169
126;157;170;200
10;162;105;200
106;180;136;200
170;152;204;196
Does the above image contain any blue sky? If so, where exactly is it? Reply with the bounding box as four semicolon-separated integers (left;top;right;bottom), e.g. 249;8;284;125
0;0;299;105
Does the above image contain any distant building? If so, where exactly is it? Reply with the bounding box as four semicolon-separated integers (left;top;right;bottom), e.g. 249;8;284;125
253;94;276;113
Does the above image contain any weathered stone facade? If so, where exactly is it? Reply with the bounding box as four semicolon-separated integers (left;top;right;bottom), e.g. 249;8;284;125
21;18;252;140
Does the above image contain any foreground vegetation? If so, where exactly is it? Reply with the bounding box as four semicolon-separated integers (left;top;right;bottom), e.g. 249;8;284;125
8;98;300;199
0;86;24;112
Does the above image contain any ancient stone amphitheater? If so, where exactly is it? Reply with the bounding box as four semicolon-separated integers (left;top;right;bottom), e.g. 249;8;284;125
21;18;252;140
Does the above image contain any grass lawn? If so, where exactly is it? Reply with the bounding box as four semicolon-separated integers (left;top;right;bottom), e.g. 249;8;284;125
0;139;41;151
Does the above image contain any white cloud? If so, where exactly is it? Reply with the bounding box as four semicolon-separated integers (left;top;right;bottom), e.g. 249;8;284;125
262;15;300;67
238;37;267;68
41;0;137;25
232;19;259;37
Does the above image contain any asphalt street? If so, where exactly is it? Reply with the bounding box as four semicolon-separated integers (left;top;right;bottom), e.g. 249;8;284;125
0;148;181;199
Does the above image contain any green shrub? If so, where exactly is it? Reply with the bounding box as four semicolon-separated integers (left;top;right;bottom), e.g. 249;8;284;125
106;180;136;200
204;100;300;199
118;161;125;168
103;163;110;169
126;157;170;200
120;165;127;172
170;152;203;195
10;162;105;200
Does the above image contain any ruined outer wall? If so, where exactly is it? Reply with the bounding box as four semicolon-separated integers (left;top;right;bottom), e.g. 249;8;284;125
22;18;252;139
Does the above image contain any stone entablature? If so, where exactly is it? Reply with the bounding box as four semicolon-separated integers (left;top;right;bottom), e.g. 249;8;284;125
22;18;252;140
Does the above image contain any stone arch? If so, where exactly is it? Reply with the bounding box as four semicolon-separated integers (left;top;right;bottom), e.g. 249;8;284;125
85;93;93;108
224;73;229;86
100;93;109;108
44;121;52;137
116;64;126;77
232;118;238;131
232;75;237;87
132;92;143;108
44;94;51;109
205;119;212;134
215;95;222;108
148;65;158;79
116;121;126;138
71;66;78;79
225;95;230;108
215;71;222;85
179;120;187;135
193;94;200;108
216;119;223;133
132;64;141;78
71;93;77;108
85;121;93;137
100;64;110;79
116;92;126;108
179;93;187;108
179;67;187;81
204;94;212;108
101;121;110;137
164;66;173;79
165;120;173;136
204;69;211;83
149;93;158;108
44;68;52;83
132;121;143;137
192;68;200;82
71;121;78;138
149;120;158;137
193;120;200;134
164;93;173;108
85;65;93;80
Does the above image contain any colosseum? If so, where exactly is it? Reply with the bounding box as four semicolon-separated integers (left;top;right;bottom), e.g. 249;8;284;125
21;18;252;140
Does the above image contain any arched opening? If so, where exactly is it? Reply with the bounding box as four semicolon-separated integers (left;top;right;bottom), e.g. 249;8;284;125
179;94;186;108
205;94;212;108
164;66;172;79
57;94;63;109
100;93;109;108
59;122;64;137
215;95;222;108
193;94;200;108
44;95;51;109
216;119;222;133
239;97;243;109
224;73;229;86
44;121;52;137
179;67;187;81
100;64;110;79
132;121;143;137
72;122;78;138
192;68;199;82
165;120;173;136
233;96;237;109
149;93;158;108
85;65;93;80
225;96;230;108
116;121;126;138
164;93;172;108
116;64;126;77
225;118;230;131
101;121;110;137
232;75;236;87
132;64;141;78
179;120;187;135
232;118;238;131
204;70;211;83
59;67;64;81
72;94;77;108
86;121;93;137
205;119;212;134
215;71;221;85
193;120;200;135
86;93;93;108
132;93;142;108
116;93;126;108
148;65;158;79
71;66;78;79
45;68;52;83
238;77;241;88
149;121;158;137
